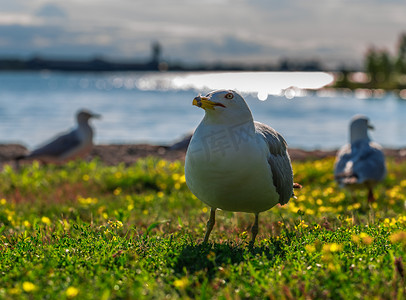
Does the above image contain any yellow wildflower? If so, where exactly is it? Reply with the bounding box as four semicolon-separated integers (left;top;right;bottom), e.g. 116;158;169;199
108;220;123;229
296;220;308;230
77;196;98;206
305;244;316;253
22;282;37;293
353;203;361;209
41;216;51;226
345;217;353;225
360;232;374;245
322;187;334;196
179;174;186;183
327;262;338;271
322;243;342;253
62;219;70;231
66;287;79;298
390;231;406;244
9;288;20;295
173;277;189;289
144;195;153;202
352;235;360;244
398;215;406;224
157;160;167;168
306;208;315;215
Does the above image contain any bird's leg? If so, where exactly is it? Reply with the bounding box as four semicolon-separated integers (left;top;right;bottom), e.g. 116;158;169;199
250;213;259;245
203;208;216;243
367;187;375;203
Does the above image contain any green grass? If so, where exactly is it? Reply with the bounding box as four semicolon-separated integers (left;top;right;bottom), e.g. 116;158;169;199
1;157;406;299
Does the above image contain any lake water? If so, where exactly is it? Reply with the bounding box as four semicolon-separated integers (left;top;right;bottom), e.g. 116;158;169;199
0;71;405;150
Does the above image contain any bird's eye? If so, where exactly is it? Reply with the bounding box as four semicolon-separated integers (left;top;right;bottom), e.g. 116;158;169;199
225;93;234;99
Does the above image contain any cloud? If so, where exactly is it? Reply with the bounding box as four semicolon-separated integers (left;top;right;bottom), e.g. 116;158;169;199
35;3;67;19
0;24;119;57
0;0;404;68
0;14;38;26
182;36;265;58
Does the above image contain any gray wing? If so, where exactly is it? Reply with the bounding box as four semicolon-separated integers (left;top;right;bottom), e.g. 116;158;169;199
352;142;386;182
28;130;81;158
334;144;352;177
255;121;293;205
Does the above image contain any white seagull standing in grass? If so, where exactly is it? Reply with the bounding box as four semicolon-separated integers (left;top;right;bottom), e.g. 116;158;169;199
334;114;386;203
185;90;300;244
17;109;101;164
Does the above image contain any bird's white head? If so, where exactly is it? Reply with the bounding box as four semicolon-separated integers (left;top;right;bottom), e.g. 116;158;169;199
349;114;374;143
192;90;253;124
76;109;101;124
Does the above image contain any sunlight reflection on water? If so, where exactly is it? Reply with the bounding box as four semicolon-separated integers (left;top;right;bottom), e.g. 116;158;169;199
135;71;334;100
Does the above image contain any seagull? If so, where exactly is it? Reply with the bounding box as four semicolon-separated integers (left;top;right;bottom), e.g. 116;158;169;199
17;109;101;164
185;89;300;244
334;114;386;203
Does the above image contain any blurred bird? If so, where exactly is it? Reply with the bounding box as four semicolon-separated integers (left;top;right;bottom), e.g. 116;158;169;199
185;89;300;244
334;114;386;202
16;109;101;164
168;132;193;151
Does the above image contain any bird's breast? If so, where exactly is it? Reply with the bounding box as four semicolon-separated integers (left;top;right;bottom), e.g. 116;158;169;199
185;129;279;213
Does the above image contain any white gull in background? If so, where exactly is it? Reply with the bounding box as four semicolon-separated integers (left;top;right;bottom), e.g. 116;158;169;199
185;90;300;244
334;115;386;202
17;109;101;164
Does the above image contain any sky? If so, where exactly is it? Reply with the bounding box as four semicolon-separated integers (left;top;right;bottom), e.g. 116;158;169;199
0;0;405;69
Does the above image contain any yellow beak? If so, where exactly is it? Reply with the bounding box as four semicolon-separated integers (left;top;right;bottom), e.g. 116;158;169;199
192;96;226;110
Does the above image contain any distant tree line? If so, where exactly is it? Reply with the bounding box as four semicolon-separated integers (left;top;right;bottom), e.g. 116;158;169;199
365;33;406;86
335;33;406;90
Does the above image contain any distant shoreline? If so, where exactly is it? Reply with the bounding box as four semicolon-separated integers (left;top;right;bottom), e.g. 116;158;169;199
0;56;326;73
